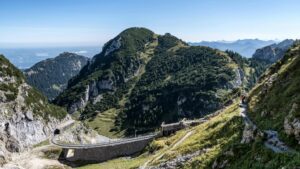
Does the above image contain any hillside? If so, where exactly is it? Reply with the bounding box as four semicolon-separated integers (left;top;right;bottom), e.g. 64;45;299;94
190;39;276;57
54;27;265;136
73;41;300;169
0;54;68;165
248;41;300;148
24;52;89;100
252;39;294;63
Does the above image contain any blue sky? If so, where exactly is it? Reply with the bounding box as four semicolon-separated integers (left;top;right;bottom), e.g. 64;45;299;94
1;0;300;47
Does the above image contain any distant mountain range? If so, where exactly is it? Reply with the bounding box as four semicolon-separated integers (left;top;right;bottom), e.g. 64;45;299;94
0;46;99;69
189;39;277;57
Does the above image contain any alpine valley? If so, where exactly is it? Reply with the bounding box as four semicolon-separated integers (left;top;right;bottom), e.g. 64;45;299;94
1;27;300;169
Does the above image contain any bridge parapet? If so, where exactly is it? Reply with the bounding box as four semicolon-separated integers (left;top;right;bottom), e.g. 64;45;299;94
56;133;157;164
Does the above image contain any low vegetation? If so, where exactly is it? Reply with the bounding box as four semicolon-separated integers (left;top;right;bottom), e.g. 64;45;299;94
248;42;300;148
54;28;268;137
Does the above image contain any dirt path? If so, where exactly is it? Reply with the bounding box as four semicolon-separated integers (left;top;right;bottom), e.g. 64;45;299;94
140;130;194;169
239;104;292;153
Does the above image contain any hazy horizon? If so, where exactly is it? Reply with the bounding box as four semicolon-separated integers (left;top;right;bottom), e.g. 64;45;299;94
1;0;300;47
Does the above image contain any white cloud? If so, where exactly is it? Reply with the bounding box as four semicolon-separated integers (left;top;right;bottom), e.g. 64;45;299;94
35;53;49;57
75;50;88;54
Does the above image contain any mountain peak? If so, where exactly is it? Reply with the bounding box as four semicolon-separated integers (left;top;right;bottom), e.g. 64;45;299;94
24;52;89;100
119;27;154;36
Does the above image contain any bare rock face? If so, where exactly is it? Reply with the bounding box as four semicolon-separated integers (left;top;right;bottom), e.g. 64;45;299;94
0;148;7;167
253;39;294;63
284;103;300;143
261;73;278;95
0;84;70;153
0;55;69;156
241;124;257;144
230;68;244;89
104;37;122;56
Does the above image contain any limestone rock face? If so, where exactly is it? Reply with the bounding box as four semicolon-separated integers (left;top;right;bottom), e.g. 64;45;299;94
0;147;7;167
0;55;68;155
284;103;300;143
230;68;244;89
104;37;122;56
241;124;257;144
261;73;278;94
253;39;294;63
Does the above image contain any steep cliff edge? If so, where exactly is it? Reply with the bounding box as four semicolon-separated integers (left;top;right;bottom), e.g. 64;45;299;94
0;55;68;166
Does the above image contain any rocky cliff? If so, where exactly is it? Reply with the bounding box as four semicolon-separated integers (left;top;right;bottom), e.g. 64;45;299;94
0;55;68;166
24;52;89;100
252;39;294;63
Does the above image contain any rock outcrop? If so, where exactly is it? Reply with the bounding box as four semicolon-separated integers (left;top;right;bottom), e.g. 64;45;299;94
284;103;300;143
252;39;294;63
241;124;257;144
0;55;68;159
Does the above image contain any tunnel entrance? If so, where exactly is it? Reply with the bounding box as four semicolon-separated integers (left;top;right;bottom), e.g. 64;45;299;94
54;129;60;135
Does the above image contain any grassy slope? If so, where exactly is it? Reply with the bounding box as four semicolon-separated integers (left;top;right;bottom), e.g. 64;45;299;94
79;100;300;169
248;43;300;148
77;102;243;169
154;102;243;168
84;108;124;138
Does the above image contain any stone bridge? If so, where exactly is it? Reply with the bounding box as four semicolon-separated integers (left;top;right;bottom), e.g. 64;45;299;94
52;113;218;164
52;133;158;163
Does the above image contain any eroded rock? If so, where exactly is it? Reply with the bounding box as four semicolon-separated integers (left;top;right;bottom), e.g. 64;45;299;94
241;124;257;144
284;103;300;143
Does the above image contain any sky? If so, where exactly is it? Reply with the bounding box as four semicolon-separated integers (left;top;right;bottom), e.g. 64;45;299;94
1;0;300;47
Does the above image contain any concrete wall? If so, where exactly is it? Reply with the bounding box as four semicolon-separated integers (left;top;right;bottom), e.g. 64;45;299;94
61;136;153;163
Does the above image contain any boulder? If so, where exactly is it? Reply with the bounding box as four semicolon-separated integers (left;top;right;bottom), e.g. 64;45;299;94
25;111;33;121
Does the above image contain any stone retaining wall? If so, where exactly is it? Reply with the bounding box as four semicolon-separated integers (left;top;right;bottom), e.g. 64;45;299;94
61;136;153;163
